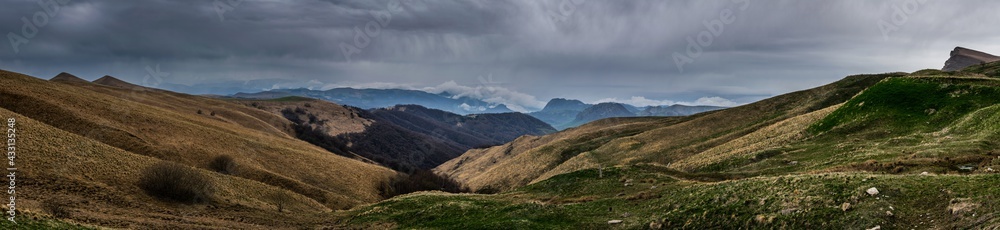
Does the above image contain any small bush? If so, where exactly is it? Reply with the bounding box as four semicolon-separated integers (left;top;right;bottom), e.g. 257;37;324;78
209;155;237;175
41;198;71;219
139;161;216;203
210;111;216;116
380;170;469;198
267;192;292;212
197;109;203;115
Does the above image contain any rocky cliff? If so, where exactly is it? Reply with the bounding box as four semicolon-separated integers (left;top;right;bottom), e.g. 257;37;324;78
942;47;1000;71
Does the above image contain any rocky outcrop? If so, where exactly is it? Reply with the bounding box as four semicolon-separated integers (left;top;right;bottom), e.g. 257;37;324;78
943;47;1000;71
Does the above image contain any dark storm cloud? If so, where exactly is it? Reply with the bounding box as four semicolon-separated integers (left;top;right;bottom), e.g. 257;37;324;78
2;0;999;111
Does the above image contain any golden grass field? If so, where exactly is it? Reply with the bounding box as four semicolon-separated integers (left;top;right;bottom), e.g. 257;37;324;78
0;70;398;228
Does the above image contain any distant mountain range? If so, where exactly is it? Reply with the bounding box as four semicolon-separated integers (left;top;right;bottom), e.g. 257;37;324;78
529;98;725;130
233;88;726;130
233;88;514;115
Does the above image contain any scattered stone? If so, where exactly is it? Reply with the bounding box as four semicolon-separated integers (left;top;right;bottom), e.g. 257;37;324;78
867;225;881;230
841;202;851;212
608;220;623;224
754;214;774;224
988;168;995;172
649;221;663;229
866;187;880;196
921;172;929;175
789;161;798;165
886;210;894;217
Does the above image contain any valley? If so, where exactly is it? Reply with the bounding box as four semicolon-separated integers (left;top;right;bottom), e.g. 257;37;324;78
1;1;999;227
5;52;1000;229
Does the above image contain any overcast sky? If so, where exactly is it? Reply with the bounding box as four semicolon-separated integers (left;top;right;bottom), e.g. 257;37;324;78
2;0;999;111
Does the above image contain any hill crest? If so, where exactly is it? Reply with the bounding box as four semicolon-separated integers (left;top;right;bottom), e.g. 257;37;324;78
49;72;89;83
93;75;147;90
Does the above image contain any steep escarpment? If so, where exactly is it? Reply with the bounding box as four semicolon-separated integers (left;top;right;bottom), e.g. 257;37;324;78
943;47;1000;71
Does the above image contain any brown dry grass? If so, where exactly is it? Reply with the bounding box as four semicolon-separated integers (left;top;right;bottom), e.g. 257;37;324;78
670;103;843;171
234;98;373;137
0;70;397;228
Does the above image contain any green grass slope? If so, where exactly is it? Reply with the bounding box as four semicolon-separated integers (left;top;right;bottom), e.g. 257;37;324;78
348;165;1000;229
436;73;901;192
350;72;1000;229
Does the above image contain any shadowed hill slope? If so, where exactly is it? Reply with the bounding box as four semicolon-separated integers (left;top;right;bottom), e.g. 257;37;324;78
369;105;556;148
231;101;556;172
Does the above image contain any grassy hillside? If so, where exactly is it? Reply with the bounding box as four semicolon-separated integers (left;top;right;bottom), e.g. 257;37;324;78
0;70;397;228
348;165;1000;229
436;73;900;192
359;71;1000;228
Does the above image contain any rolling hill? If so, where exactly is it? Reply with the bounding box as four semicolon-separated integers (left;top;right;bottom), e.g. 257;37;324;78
435;72;896;192
0;70;399;228
346;62;1000;229
8;49;1000;229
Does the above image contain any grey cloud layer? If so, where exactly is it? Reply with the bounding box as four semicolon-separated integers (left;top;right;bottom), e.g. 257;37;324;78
2;0;999;110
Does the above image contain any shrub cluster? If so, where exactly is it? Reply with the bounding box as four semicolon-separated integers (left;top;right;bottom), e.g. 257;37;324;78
380;170;469;198
209;155;237;175
139;161;216;203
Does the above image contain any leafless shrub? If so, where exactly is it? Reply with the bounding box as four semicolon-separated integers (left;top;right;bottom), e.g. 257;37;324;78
42;198;71;219
139;161;216;203
209;155;237;175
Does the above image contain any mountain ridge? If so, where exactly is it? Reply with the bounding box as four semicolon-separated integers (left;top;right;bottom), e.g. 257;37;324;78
233;87;515;115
